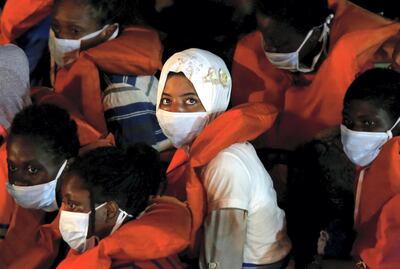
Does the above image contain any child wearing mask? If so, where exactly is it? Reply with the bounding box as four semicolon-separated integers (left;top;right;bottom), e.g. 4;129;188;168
0;44;31;240
320;68;400;269
49;0;170;151
0;105;191;269
0;104;80;268
156;48;292;269
57;145;191;268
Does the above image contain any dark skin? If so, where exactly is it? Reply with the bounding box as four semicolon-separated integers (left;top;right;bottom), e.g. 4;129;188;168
321;100;400;269
61;172;119;240
52;0;117;50
7;135;64;187
342;99;400;135
256;13;327;72
159;73;206;113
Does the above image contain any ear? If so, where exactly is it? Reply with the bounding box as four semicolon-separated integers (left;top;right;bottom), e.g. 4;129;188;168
105;201;119;222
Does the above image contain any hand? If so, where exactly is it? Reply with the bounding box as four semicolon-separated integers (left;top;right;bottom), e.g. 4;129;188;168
80;24;118;51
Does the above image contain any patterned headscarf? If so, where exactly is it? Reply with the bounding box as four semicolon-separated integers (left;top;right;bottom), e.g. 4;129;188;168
157;48;232;121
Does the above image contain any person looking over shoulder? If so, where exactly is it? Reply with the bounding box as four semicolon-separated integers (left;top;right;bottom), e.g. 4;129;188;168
157;48;292;269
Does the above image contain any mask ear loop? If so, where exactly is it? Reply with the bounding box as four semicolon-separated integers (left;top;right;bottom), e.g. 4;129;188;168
386;117;400;138
297;14;335;72
110;209;133;234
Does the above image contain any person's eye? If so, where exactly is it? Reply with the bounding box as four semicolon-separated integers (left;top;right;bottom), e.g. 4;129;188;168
363;120;376;128
27;165;39;175
52;24;60;34
70;26;82;36
67;201;77;210
343;118;352;128
8;163;17;172
185;98;197;105
161;98;171;105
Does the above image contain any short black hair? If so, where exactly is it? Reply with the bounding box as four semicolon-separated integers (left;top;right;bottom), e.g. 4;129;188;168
67;144;166;219
54;0;142;26
256;0;331;34
344;68;400;120
9;104;80;161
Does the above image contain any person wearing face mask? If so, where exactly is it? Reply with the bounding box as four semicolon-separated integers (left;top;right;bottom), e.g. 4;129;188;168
57;145;191;268
232;0;400;151
0;44;31;241
48;0;170;151
156;49;292;269
0;104;80;268
318;68;400;269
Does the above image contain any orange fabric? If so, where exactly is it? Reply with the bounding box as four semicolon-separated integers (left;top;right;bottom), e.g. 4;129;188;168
0;142;61;269
0;144;14;231
57;196;191;269
0;0;52;44
167;103;278;253
352;137;400;269
0;205;61;269
31;87;109;147
232;3;400;150
54;27;163;134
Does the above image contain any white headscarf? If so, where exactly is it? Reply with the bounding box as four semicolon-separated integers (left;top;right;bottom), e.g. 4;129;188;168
157;48;232;120
0;44;31;130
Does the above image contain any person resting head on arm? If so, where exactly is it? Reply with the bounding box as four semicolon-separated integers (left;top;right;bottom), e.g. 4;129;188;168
57;144;191;268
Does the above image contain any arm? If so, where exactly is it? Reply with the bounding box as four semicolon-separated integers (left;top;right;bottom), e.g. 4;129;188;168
201;208;247;269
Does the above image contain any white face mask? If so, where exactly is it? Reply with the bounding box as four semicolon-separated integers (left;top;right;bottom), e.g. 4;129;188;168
156;109;209;148
6;160;68;211
264;14;334;73
59;202;132;253
341;117;400;167
48;24;119;67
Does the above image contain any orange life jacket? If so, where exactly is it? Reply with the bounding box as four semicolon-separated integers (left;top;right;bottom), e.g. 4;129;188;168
352;137;400;269
0;144;14;240
53;27;163;135
0;205;61;269
31;87;112;148
0;0;53;44
57;196;191;269
166;103;278;254
231;2;400;150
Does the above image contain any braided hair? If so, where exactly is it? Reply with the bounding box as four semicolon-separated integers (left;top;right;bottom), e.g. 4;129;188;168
67;143;166;232
9;104;80;162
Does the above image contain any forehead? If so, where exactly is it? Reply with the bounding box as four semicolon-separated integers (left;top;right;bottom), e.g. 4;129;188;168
163;73;198;96
53;0;96;24
345;99;393;120
7;135;53;162
61;172;90;198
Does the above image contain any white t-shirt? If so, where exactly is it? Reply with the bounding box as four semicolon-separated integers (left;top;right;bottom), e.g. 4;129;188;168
202;142;289;264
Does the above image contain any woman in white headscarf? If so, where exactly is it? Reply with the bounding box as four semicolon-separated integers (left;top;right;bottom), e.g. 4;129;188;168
156;48;292;269
0;44;31;143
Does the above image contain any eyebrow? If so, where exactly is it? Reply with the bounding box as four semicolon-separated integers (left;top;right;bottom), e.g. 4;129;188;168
162;92;198;97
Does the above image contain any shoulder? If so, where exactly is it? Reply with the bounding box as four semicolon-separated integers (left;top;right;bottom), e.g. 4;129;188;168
205;142;256;179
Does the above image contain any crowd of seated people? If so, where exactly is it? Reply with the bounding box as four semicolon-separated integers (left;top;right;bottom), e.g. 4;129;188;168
1;1;400;269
